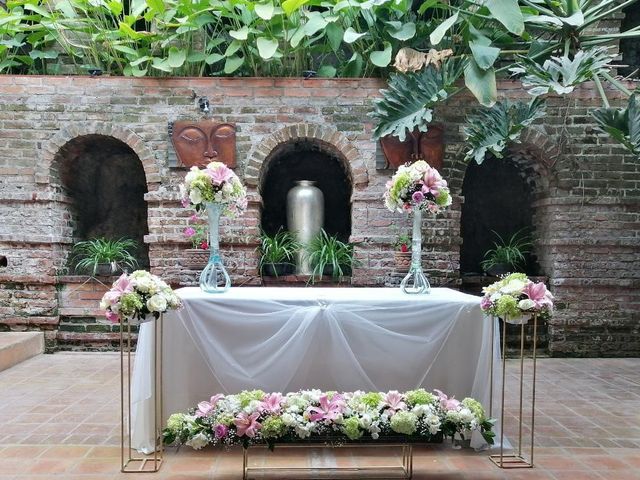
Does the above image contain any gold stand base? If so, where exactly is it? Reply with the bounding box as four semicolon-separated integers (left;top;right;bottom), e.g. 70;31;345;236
489;454;533;469
122;457;163;473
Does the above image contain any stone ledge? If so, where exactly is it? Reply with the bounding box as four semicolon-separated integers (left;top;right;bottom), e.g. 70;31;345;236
0;332;44;372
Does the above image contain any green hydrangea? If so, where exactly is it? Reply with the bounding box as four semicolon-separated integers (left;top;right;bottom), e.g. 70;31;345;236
119;292;143;316
237;390;266;408
462;398;485;421
390;411;417;435
166;413;188;432
405;389;436;406
342;417;363;440
360;392;383;409
435;189;450;206
261;416;288;438
190;175;214;202
502;272;528;284
389;171;411;201
216;414;234;427
496;295;519;319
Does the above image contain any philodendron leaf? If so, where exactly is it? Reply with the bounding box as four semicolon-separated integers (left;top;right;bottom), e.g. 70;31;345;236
282;0;309;15
205;53;224;64
255;2;274;20
389;22;416;41
224;55;244;74
464;58;497;107
344;27;367;43
167;47;186;68
317;65;337;77
343;52;363;77
230;26;249;40
256;37;278;60
430;13;458;45
325;22;343;52
486;0;524;36
592;94;640;156
370;42;392;67
470;43;500;70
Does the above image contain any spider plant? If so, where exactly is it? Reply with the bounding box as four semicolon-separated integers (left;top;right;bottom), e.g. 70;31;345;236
306;229;357;282
71;237;138;276
480;229;532;275
258;229;300;277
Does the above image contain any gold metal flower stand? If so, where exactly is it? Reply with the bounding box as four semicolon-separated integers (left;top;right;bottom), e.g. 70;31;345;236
120;315;164;473
489;313;538;468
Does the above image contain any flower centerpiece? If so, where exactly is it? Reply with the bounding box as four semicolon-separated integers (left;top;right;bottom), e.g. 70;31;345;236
163;388;494;450
99;270;182;323
384;161;452;294
480;273;554;324
180;162;247;293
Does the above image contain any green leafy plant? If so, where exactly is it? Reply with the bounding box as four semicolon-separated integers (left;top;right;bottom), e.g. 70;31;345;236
464;98;546;164
592;93;640;156
480;229;532;274
306;229;357;281
258;229;300;276
71;237;139;276
394;233;411;252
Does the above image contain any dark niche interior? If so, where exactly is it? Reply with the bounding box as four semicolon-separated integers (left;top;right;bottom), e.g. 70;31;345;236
57;134;150;267
260;141;352;241
460;155;538;275
619;5;640;78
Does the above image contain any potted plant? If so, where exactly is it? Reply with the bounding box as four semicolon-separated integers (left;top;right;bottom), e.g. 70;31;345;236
183;214;209;269
480;229;532;277
393;233;412;272
307;230;357;282
71;237;139;276
259;229;299;277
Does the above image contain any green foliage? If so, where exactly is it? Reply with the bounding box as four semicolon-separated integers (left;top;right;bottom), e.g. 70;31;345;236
258;229;300;273
464;97;546;164
306;229;357;282
480;229;532;273
592;94;640;157
71;237;138;276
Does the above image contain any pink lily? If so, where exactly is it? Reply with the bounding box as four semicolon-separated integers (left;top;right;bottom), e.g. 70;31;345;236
113;273;134;296
523;281;554;310
422;169;446;195
196;394;224;417
383;391;407;413
105;310;120;323
234;412;261;438
207;164;233;186
259;393;283;414
307;394;345;422
434;389;460;411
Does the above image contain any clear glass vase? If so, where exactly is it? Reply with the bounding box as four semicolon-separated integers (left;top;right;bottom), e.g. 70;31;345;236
400;209;431;294
199;203;231;293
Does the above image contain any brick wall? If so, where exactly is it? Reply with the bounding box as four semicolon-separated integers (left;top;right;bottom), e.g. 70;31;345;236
0;75;637;355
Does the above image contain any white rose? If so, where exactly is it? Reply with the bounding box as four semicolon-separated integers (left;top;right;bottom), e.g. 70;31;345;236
146;294;167;313
184;168;198;186
185;432;209;450
281;413;295;427
518;299;536;311
189;188;203;204
135;276;154;293
501;279;525;295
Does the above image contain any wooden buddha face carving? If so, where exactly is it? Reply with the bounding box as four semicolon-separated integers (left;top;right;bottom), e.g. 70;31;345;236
380;125;444;171
171;120;236;168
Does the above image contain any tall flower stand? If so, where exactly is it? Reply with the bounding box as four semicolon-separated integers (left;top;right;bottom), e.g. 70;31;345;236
120;315;164;473
489;313;539;468
400;209;430;294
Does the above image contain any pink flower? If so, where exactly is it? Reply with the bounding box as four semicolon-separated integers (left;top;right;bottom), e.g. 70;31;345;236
307;394;345;422
480;296;492;311
181;197;190;208
383;391;407;413
196;394;224;418
184;227;196;238
259;393;283;414
105;310;120;323
234;412;261;438
214;424;229;439
113;273;134;295
411;191;425;204
523;281;554;310
422;168;446;195
434;389;460;411
207;164;233;186
189;214;199;222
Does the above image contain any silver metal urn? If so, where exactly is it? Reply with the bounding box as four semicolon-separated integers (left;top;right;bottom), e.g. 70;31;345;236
286;180;324;275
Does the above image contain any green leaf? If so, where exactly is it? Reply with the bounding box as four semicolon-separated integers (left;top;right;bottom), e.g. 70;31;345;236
470;43;500;70
317;65;337;77
344;27;366;43
430;13;458;45
464;59;497;107
55;0;77;18
325;22;343;52
146;0;165;13
343;52;363;77
370;42;392;67
225;40;242;57
255;2;275;20
151;57;172;72
0;59;21;72
418;0;438;14
127;64;148;77
167;47;186;68
486;0;524;36
113;45;138;56
205;53;225;64
119;22;144;40
29;49;58;59
230;26;249;40
388;22;416;41
304;12;328;36
592;94;640;156
256;37;278;59
290;27;306;48
282;0;309;16
187;52;207;63
224;55;244;74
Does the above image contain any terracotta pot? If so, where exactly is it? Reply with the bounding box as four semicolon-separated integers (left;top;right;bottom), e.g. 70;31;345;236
394;251;412;272
183;249;210;269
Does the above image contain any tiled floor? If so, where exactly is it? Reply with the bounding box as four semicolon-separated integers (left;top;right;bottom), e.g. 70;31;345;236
0;354;638;479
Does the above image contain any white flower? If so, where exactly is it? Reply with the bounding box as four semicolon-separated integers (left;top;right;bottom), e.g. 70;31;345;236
135;276;154;293
147;294;167;313
518;299;536;311
189;188;203;204
185;432;209;450
281;413;295;427
184;167;199;186
500;279;525;295
295;424;311;439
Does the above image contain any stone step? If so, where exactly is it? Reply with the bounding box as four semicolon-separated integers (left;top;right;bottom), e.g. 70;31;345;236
0;332;44;372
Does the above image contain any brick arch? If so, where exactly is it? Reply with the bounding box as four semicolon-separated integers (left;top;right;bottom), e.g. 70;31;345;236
244;123;368;189
507;128;560;193
36;123;160;185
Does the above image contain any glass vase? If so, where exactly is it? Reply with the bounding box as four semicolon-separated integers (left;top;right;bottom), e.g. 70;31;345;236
199;203;231;293
400;209;431;294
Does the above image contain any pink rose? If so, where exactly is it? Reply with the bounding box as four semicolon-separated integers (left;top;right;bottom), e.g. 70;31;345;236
412;191;425;204
214;424;229;439
184;227;196;238
480;296;492;311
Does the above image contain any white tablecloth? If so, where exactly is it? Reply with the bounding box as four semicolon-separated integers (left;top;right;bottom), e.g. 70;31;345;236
131;287;500;452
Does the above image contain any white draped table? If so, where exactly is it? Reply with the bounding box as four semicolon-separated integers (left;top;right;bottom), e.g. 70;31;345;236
131;287;500;453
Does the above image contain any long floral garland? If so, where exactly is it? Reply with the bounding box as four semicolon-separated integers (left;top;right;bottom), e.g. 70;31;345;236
164;389;494;450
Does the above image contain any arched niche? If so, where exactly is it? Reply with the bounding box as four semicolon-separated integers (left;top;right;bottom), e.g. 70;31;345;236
56;134;150;267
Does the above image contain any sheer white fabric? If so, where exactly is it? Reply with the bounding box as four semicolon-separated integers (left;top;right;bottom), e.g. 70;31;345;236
131;287;500;453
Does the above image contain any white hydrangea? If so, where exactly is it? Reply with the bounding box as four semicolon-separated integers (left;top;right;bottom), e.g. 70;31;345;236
185;432;209;450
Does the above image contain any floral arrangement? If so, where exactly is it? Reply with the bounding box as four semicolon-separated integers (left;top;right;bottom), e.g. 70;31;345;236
184;213;209;250
180;161;248;217
384;160;452;214
480;273;554;320
99;270;182;323
163;388;494;450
